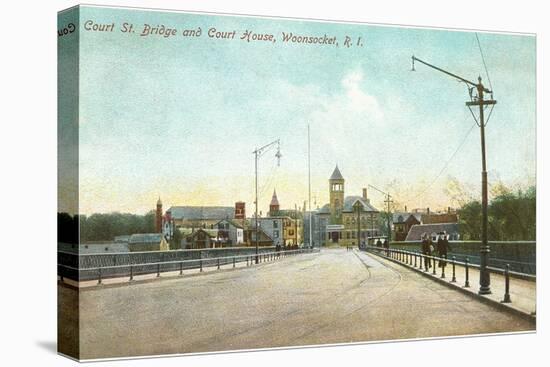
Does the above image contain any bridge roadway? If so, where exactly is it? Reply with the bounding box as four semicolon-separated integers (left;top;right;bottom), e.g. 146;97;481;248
61;248;535;360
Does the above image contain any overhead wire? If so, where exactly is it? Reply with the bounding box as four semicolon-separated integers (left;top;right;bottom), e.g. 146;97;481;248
475;33;494;94
411;118;477;202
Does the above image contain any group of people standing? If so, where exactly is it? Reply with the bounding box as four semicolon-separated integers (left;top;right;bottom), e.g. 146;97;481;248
421;232;451;268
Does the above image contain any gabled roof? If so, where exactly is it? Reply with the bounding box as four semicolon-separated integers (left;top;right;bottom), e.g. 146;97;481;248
188;228;218;238
393;212;422;223
167;206;235;220
405;223;459;241
330;165;344;180
343;196;379;213
215;219;244;229
248;227;273;241
129;233;165;244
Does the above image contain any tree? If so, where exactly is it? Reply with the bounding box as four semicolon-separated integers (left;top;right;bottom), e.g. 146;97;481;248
458;201;482;240
80;210;157;242
170;227;183;250
458;185;535;241
378;211;393;239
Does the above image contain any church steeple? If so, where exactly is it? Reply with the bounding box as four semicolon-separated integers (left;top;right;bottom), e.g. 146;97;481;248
269;189;280;216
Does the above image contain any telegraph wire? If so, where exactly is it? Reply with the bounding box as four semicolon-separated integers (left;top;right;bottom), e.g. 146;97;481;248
411;119;477;201
475;33;494;95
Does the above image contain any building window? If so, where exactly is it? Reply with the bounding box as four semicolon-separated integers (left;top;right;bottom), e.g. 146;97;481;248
273;220;278;228
274;230;279;238
289;229;294;236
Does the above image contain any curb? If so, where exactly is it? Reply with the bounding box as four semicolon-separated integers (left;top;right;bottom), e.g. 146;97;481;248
363;250;536;326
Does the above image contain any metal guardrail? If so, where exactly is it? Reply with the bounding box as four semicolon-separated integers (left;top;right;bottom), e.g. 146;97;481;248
58;248;319;285
386;240;536;274
362;245;535;305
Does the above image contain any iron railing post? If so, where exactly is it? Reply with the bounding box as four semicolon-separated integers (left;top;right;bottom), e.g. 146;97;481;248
157;263;160;277
130;265;134;281
465;257;470;288
502;264;512;303
451;256;456;282
179;261;183;276
441;255;446;278
98;267;102;285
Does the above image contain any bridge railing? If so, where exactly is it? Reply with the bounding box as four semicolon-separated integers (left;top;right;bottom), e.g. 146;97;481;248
362;245;535;305
58;248;319;285
384;240;536;274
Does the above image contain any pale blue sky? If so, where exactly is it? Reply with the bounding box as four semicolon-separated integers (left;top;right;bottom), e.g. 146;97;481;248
73;6;536;215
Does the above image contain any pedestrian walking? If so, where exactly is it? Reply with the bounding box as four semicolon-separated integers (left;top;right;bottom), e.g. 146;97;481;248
436;231;450;267
421;233;432;268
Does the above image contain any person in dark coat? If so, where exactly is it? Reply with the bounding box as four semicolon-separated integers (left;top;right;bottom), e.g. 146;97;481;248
436;231;450;267
376;239;382;248
421;233;432;268
383;238;389;256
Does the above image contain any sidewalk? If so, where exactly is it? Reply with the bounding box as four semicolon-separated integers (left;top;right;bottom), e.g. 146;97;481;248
366;250;536;317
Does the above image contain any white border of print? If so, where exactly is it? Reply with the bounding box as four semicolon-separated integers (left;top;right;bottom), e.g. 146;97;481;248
0;1;547;367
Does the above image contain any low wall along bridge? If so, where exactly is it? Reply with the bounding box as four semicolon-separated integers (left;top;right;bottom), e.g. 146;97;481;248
58;246;536;361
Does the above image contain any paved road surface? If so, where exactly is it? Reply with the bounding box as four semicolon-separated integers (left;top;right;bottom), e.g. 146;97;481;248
59;249;534;360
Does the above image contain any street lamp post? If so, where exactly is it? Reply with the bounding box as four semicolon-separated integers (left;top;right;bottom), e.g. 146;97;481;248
411;56;496;295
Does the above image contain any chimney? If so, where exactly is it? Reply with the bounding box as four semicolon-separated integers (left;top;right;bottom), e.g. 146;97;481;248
427;207;430;215
404;205;408;212
448;206;451;214
235;201;245;219
362;187;368;200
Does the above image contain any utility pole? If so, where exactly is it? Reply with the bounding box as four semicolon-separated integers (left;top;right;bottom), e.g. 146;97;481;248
253;139;282;264
384;195;393;245
295;203;298;246
308;124;313;249
411;55;496;295
353;201;362;248
374;213;378;242
368;184;393;247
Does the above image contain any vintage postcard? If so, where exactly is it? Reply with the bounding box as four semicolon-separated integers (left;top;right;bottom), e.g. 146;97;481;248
58;4;536;361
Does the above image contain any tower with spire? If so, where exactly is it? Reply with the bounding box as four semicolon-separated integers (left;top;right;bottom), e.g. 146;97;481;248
269;189;280;216
329;165;345;224
155;197;163;233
